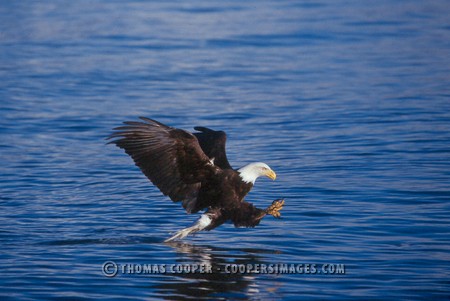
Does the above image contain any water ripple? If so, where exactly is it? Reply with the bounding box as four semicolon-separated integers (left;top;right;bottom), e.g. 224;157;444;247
1;0;450;300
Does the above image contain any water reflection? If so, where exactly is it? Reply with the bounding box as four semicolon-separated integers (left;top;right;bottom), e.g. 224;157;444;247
155;242;281;300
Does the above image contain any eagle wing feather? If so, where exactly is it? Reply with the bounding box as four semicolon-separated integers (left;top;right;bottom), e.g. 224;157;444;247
108;117;218;213
193;126;232;170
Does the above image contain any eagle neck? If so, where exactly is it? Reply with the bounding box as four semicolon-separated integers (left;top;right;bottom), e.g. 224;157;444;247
237;165;258;184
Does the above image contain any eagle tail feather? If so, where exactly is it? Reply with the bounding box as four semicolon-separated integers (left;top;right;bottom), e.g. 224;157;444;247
164;214;212;242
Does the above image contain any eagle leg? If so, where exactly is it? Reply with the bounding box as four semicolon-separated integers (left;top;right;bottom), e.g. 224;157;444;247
265;199;285;218
164;214;212;242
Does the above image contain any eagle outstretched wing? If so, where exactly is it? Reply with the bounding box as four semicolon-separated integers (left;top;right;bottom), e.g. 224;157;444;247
193;126;232;170
108;117;218;213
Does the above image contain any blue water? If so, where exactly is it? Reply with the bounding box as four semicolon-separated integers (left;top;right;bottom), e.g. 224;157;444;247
1;1;450;300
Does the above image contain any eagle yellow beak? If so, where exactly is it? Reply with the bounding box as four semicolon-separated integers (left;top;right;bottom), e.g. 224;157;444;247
266;169;277;180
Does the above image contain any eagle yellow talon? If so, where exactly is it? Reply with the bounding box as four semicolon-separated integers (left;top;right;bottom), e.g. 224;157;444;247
266;199;284;218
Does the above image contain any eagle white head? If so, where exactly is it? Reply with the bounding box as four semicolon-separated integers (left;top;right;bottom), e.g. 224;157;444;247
238;162;276;184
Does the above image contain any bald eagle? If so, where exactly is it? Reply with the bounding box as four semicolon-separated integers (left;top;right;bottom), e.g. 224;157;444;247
108;117;284;242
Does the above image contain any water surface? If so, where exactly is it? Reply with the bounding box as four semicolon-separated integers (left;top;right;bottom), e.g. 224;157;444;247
1;1;450;300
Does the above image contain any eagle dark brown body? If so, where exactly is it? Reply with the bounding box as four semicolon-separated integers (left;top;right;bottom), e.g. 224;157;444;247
108;117;284;241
